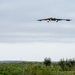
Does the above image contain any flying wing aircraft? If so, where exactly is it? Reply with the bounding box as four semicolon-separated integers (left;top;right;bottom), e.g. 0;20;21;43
37;17;71;22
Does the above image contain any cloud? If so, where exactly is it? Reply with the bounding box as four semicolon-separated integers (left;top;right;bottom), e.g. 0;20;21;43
0;0;75;61
0;0;75;43
0;32;75;43
0;42;75;61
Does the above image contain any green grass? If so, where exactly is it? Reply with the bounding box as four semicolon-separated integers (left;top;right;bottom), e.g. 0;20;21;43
0;62;75;75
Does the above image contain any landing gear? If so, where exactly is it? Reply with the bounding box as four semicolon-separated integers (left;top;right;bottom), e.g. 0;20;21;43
56;20;58;22
47;20;50;23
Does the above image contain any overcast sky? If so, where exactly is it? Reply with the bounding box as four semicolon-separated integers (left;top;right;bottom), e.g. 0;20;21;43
0;0;75;61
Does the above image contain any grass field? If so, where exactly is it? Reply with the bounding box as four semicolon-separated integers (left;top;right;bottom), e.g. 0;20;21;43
0;61;75;75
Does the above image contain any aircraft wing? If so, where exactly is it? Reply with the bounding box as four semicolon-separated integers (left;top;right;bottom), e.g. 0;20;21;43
55;18;71;21
37;18;50;21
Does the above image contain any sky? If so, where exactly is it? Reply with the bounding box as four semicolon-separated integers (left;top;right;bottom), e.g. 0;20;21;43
0;0;75;61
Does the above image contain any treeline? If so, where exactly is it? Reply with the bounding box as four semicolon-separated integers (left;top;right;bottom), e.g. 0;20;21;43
0;58;75;75
59;58;75;71
44;57;75;71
